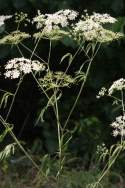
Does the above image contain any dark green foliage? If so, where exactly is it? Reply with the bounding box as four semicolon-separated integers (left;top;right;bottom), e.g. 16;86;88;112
0;1;125;186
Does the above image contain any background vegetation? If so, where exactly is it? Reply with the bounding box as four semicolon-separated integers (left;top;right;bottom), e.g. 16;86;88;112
0;0;125;187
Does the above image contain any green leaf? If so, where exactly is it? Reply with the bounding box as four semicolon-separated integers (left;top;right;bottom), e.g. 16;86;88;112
0;91;13;109
60;53;73;64
0;143;15;161
0;127;13;143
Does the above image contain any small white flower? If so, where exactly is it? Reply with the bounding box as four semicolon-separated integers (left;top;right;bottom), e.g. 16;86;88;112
112;129;119;137
20;63;32;74
4;58;46;79
90;13;117;24
4;70;20;79
32;61;46;71
68;11;78;20
33;9;78;35
111;122;120;129
63;9;71;16
74;18;103;41
31;62;40;71
0;15;12;26
5;62;14;69
111;114;125;137
73;11;122;42
75;19;102;32
108;78;125;95
4;70;12;78
11;70;20;79
96;87;107;99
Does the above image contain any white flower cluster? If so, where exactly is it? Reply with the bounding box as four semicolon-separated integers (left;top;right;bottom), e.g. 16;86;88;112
74;19;102;33
73;12;122;42
90;13;117;24
0;15;12;27
33;9;78;34
108;78;125;95
96;143;108;155
96;87;107;98
4;58;46;79
111;115;125;137
32;9;123;42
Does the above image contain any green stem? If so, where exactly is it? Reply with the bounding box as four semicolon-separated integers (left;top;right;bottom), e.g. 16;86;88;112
0;115;43;172
64;43;101;130
5;76;24;122
54;89;62;179
91;146;122;188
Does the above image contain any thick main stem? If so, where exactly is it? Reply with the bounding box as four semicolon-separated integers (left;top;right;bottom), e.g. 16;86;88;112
53;87;63;179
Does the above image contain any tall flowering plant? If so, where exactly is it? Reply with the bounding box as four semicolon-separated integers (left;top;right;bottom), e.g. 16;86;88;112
0;10;124;186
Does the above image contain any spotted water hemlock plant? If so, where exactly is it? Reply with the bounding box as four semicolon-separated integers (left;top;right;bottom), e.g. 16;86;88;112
0;9;124;187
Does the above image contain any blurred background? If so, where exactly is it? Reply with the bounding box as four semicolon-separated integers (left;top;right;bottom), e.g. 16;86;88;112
0;0;125;169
